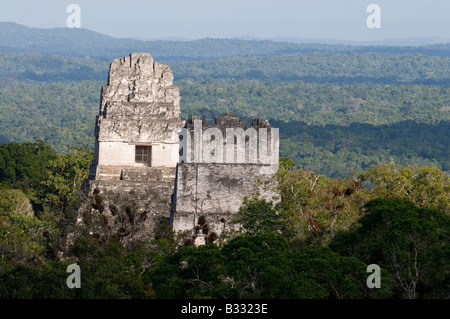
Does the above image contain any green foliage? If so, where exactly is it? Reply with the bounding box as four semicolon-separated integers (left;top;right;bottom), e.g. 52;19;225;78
275;161;449;249
359;164;449;214
279;156;295;171
0;51;109;82
0;262;75;298
220;233;296;299
233;195;286;236
146;244;228;299
171;52;450;85
147;234;383;299
67;237;151;298
0;233;156;299
179;80;450;125
331;198;450;299
0;141;93;219
0;186;33;217
38;147;93;213
0;200;57;266
293;246;391;299
0;80;99;153
277;120;449;177
0;142;92;290
0;140;57;200
275;166;367;247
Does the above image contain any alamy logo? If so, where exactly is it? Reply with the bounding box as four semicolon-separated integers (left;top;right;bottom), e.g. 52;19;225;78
366;264;381;288
66;263;81;288
366;4;381;29
177;119;279;171
66;4;81;28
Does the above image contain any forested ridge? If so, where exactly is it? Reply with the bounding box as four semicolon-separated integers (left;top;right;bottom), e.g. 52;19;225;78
0;24;449;299
170;52;450;84
3;22;450;60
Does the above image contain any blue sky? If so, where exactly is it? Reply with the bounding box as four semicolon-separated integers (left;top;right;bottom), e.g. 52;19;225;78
1;0;450;41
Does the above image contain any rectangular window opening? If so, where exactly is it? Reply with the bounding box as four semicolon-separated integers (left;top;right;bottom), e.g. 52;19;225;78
135;146;151;166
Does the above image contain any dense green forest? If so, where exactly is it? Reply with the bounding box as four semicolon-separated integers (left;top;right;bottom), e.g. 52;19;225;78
0;143;448;298
170;53;450;84
4;49;450;85
0;80;99;151
178;80;450;124
0;51;109;82
276;120;448;177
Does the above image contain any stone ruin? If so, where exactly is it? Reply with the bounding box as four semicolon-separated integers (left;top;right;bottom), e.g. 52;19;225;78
83;52;279;246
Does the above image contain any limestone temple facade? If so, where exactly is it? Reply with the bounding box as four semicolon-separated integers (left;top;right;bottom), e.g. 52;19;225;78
86;53;279;244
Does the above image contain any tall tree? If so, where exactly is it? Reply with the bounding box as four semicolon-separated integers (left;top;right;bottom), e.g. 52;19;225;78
359;164;449;214
331;198;450;299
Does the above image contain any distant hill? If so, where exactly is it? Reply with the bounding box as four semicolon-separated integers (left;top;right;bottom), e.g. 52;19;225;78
236;36;450;46
2;22;450;60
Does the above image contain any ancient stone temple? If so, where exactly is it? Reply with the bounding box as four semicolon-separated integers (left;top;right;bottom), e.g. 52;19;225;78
171;114;279;243
86;53;278;245
90;52;183;178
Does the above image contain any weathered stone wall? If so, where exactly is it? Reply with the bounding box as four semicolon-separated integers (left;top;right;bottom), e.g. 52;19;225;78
179;113;278;165
172;113;279;243
95;142;179;168
97;52;182;144
84;53;183;245
81;166;176;246
171;163;277;238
